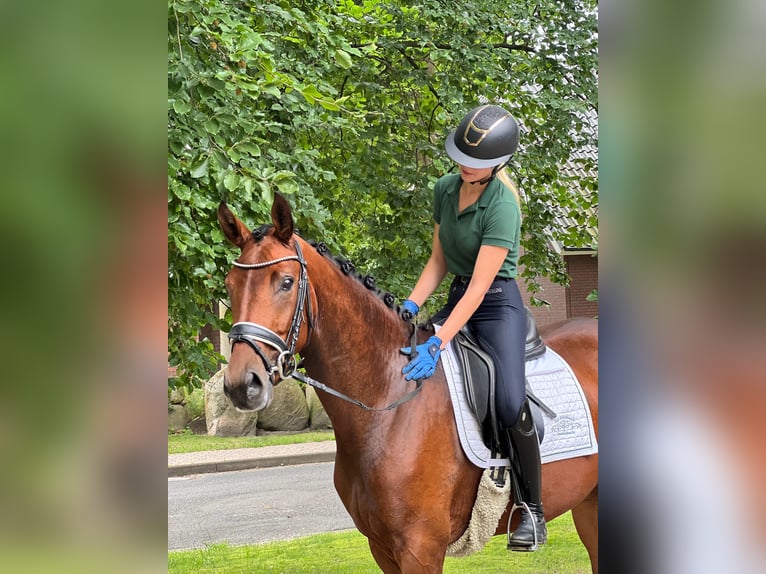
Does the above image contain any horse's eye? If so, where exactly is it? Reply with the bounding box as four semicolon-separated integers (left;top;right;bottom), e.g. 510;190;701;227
280;277;295;291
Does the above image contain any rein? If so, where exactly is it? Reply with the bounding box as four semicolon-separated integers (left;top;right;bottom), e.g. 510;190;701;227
227;240;425;411
293;372;423;413
293;326;423;412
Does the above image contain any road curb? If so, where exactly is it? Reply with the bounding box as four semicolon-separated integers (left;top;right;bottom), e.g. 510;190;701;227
168;442;337;477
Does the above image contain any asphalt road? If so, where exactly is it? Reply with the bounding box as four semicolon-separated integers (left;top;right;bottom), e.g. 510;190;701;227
168;461;355;551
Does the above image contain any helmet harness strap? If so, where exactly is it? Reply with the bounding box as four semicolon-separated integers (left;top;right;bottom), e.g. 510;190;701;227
471;157;511;186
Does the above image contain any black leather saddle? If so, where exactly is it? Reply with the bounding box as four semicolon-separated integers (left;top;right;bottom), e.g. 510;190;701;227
447;308;555;451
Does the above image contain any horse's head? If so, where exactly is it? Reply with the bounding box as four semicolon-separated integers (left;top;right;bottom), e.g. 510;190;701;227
217;194;313;411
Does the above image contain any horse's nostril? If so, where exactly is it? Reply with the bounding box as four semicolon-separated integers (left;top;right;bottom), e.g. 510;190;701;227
246;370;263;390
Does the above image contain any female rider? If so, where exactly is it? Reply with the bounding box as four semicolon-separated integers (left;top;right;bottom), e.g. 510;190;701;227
400;104;546;550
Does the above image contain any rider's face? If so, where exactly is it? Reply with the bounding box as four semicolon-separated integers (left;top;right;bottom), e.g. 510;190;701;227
457;164;494;184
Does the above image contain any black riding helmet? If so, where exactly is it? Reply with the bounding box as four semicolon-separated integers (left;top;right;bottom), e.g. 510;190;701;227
444;104;519;169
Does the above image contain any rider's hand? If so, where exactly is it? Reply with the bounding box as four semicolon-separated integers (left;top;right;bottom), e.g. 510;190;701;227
399;299;419;322
400;335;442;381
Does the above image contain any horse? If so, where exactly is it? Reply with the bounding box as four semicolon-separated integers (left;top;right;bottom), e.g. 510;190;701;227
216;194;599;573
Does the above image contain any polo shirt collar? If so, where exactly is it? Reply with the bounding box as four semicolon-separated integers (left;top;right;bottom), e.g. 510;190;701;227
446;176;499;211
477;179;499;207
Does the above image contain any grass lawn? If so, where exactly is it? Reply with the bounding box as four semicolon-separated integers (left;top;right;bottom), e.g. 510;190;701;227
168;511;590;573
168;430;335;454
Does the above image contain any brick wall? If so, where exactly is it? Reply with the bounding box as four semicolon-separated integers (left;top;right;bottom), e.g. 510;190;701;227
519;274;568;329
518;251;598;329
198;301;222;356
566;254;599;319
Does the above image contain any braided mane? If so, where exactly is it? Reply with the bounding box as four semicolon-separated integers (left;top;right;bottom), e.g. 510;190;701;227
306;239;399;313
250;224;399;314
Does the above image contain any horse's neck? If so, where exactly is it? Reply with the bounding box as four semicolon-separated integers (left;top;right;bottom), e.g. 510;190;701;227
300;247;409;427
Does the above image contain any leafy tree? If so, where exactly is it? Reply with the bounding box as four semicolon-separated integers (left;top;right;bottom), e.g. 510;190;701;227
168;0;598;389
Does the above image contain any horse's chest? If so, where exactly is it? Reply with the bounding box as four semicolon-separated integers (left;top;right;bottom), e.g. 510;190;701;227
334;461;399;525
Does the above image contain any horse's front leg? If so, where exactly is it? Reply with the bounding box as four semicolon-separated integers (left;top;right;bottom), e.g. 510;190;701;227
368;540;402;574
369;530;450;574
397;541;448;574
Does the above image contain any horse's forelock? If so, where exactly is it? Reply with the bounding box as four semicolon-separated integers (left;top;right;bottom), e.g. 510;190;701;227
251;224;273;243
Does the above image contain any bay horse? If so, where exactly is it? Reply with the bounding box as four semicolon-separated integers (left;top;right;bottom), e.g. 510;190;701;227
217;194;599;573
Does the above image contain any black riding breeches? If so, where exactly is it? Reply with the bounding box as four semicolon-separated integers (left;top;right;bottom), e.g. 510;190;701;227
432;276;527;428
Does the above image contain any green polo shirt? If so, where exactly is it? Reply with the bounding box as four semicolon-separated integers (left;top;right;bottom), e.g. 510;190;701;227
433;174;521;278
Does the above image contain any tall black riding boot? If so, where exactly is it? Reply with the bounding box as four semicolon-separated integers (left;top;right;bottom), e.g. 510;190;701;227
505;399;547;551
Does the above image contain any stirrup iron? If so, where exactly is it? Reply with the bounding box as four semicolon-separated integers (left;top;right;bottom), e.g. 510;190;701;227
506;501;542;552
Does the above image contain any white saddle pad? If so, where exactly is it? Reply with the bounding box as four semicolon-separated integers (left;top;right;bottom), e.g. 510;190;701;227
437;328;598;468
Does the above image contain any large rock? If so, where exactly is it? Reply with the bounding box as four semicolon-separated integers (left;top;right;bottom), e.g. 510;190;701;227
168;388;186;405
306;386;332;430
204;369;258;436
168;404;190;432
256;378;310;431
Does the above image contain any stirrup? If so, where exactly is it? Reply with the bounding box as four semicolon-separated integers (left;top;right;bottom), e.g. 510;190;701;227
506;501;542;552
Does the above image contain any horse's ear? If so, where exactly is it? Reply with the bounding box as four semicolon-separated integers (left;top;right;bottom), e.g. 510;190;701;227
217;202;251;249
271;193;294;244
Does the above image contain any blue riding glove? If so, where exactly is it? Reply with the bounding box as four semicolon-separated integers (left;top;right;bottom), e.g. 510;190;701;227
399;299;419;322
400;335;442;381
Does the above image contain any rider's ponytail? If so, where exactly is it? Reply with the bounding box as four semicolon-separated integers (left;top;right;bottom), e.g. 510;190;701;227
497;167;522;216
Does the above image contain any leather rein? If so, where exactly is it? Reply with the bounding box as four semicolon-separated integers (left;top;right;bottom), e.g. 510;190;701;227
227;239;424;412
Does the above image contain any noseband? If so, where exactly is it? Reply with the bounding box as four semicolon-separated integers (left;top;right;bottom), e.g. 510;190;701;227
227;240;313;385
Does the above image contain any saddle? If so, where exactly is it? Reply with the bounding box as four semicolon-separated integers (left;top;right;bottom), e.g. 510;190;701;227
446;308;555;452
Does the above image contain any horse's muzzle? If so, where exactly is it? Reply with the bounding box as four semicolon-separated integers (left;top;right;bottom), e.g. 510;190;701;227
223;368;272;411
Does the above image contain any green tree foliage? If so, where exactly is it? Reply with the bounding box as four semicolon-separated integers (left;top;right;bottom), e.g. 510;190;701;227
168;0;598;389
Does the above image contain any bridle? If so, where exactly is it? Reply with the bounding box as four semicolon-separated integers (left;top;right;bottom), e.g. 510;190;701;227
225;238;425;412
227;240;313;385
